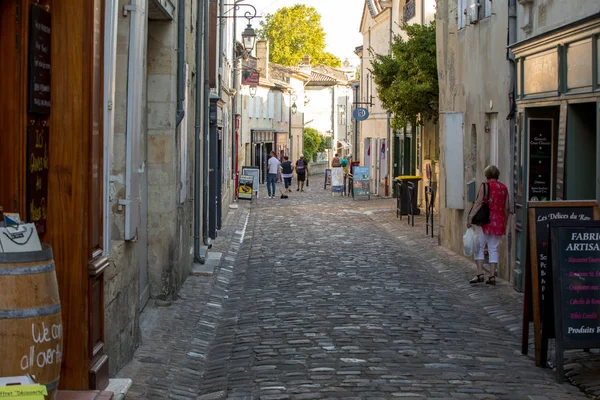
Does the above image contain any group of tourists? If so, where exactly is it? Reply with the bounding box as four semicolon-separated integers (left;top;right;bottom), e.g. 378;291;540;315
265;151;309;198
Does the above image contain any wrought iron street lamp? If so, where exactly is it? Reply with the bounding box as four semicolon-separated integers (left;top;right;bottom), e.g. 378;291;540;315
241;23;257;53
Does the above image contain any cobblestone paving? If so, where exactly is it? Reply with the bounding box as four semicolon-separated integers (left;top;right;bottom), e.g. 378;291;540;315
196;184;586;399
118;179;595;400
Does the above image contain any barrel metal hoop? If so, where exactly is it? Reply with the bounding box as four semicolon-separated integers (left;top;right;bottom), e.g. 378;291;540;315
0;262;55;276
0;303;61;319
45;379;60;391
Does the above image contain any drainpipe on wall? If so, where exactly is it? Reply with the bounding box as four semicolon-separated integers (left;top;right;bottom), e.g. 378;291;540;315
507;0;518;285
202;0;211;246
176;0;186;126
386;5;393;196
194;0;207;263
232;3;239;201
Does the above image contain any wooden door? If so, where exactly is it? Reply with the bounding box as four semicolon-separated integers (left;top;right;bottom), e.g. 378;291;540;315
87;0;109;389
0;0;109;390
0;1;26;216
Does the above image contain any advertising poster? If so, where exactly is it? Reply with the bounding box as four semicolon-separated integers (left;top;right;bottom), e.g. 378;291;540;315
242;166;260;193
238;174;254;200
331;167;344;193
353;166;370;198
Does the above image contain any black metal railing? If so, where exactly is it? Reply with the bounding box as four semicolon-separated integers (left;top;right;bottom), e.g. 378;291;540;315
425;186;436;238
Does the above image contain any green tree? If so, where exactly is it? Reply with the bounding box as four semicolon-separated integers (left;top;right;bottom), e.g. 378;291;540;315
369;21;438;129
258;5;341;67
303;127;321;161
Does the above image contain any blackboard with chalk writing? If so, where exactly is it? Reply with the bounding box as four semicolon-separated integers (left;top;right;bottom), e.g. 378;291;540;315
550;221;600;382
522;201;598;368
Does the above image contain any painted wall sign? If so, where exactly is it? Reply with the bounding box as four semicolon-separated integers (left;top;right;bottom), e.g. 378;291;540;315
26;126;49;235
28;5;51;115
528;119;553;201
352;107;369;121
550;221;600;382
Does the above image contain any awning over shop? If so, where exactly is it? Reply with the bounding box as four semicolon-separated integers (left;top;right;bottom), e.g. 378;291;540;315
251;129;276;142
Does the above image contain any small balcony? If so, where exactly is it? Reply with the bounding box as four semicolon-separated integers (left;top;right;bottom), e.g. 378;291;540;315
403;0;416;21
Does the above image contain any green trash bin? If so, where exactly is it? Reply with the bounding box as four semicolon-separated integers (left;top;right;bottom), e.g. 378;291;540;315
395;176;422;215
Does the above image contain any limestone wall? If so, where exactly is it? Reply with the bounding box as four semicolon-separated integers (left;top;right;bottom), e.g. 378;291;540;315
105;0;197;375
436;0;514;280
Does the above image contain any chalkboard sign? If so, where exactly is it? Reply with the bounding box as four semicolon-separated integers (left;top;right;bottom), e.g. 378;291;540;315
28;5;51;115
528;119;553;202
522;201;598;367
550;221;600;382
26;126;49;235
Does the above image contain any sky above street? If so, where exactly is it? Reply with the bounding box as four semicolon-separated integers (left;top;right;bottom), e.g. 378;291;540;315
246;0;365;66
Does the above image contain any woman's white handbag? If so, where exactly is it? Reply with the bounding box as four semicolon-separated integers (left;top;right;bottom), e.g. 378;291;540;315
0;224;42;253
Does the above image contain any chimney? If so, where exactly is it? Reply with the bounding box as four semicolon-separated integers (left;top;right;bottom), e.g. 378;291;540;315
256;40;269;80
298;54;311;76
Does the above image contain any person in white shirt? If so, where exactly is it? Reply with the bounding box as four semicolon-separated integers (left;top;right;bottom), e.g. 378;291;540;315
266;151;280;198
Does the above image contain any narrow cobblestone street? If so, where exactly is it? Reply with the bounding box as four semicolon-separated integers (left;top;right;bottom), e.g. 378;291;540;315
119;180;589;399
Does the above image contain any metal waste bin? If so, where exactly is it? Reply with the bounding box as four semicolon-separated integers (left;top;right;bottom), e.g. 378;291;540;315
396;176;422;215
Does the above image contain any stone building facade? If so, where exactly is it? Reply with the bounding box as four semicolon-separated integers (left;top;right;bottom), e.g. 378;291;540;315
436;0;514;281
358;0;438;198
510;1;600;291
104;0;199;374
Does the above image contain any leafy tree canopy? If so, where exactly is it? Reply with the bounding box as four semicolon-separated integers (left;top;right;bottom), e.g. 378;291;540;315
369;21;438;129
258;5;341;67
303;127;321;161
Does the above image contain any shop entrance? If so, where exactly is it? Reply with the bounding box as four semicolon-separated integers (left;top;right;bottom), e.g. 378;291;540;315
566;102;597;200
254;141;273;183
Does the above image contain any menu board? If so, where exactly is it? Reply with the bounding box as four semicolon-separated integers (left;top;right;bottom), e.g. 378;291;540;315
352;166;371;198
528;119;553;202
28;5;51;115
522;201;598;367
241;166;260;193
26;126;49;235
238;175;253;200
550;221;600;382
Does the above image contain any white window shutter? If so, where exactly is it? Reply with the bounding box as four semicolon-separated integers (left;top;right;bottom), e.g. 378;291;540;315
268;92;275;119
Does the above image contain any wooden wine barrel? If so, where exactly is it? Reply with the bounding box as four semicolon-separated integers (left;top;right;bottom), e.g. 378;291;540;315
0;245;62;400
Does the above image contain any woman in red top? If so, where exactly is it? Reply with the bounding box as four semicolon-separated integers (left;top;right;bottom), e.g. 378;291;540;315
467;165;509;285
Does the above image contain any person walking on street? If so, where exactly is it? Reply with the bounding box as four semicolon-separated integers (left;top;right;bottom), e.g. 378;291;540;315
332;153;341;168
266;151;280;199
466;165;509;285
341;154;349;175
296;154;309;192
281;156;293;192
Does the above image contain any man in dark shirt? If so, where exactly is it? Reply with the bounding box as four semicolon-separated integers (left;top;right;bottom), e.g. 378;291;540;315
281;156;293;192
295;155;309;192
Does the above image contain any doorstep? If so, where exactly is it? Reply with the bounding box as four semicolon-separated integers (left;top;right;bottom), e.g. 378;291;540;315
57;391;113;400
56;379;131;400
